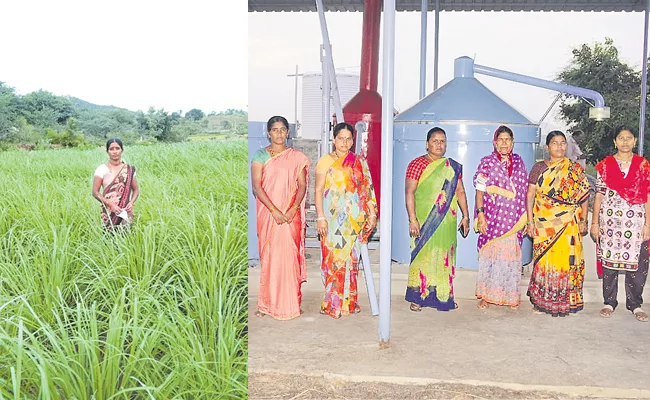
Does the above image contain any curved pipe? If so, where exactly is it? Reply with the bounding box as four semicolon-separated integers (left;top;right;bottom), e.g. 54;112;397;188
473;62;606;108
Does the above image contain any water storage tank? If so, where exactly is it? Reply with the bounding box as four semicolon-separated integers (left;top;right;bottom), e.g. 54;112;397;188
392;57;538;269
300;72;359;139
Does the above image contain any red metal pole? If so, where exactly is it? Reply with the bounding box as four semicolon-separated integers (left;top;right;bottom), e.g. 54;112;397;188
360;0;381;92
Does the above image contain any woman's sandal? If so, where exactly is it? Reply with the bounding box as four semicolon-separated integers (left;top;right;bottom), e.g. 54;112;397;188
410;303;422;312
633;308;649;322
254;310;265;317
477;299;489;310
509;304;520;310
599;305;614;318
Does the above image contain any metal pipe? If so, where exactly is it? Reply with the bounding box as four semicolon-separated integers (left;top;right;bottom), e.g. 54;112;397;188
315;0;344;123
321;45;331;156
538;93;562;125
360;244;379;316
378;0;396;346
473;62;606;108
433;0;439;90
419;0;428;99
639;0;649;156
360;0;381;92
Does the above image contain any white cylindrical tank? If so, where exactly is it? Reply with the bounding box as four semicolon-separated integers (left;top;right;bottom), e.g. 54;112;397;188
300;71;359;139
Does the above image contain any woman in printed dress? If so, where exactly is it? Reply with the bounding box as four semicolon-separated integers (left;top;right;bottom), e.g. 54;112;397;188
251;116;309;320
526;131;590;316
92;138;139;230
473;125;528;310
315;122;377;319
590;126;650;322
405;127;470;312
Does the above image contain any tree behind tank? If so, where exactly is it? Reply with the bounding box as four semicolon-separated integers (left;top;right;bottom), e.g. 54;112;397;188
556;38;648;163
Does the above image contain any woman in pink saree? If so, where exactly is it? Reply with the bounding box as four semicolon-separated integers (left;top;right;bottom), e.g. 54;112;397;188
92;138;139;231
251;116;309;320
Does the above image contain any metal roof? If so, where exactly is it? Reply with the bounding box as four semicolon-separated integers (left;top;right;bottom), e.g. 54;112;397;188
249;1;646;12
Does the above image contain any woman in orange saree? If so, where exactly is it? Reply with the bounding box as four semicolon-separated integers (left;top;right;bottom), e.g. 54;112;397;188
314;122;377;319
251;116;309;320
92;138;139;231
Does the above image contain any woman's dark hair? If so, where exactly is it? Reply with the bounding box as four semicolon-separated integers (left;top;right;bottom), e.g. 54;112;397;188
426;127;446;142
267;116;289;132
615;125;635;139
333;122;354;138
106;137;123;151
545;130;566;146
495;125;514;140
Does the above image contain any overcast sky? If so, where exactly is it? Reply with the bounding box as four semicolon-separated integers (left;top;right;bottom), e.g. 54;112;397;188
0;0;247;114
249;11;646;132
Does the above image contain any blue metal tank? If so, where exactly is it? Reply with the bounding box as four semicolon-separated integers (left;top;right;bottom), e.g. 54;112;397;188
391;57;538;269
247;120;296;264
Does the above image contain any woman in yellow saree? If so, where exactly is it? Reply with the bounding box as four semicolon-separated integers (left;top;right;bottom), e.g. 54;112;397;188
251;116;309;320
315;122;377;319
526;131;590;316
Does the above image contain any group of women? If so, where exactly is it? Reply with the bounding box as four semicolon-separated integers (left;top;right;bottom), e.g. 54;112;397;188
252;115;650;323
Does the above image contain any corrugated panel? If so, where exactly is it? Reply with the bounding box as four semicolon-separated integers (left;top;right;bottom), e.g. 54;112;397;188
249;0;645;12
300;75;324;139
300;73;360;139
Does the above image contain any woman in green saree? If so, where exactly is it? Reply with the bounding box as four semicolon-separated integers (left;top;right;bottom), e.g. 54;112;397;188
405;127;470;311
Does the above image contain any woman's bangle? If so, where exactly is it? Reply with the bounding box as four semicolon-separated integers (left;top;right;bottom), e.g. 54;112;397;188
316;217;326;221
526;221;534;226
291;204;299;210
268;206;276;213
368;215;377;219
409;219;418;223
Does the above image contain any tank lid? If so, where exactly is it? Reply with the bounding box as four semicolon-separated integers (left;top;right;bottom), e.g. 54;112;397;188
454;56;474;78
395;76;535;124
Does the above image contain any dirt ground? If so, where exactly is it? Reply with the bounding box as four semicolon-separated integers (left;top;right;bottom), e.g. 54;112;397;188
249;373;621;400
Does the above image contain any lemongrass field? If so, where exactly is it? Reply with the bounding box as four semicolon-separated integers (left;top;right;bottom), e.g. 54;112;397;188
0;141;247;398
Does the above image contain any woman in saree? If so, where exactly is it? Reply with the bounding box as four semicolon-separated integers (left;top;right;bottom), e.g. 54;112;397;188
526;130;590;317
474;125;528;310
314;122;377;319
251;115;309;320
92;138;139;230
590;126;650;322
405;127;470;312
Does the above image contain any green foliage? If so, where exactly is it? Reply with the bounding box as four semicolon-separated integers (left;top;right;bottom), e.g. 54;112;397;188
0;84;247;148
46;118;87;148
216;108;247;116
207;110;248;136
0;141;248;397
556;38;648;163
185;108;204;121
19;90;77;127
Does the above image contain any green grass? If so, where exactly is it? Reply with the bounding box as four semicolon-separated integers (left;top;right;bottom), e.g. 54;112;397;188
188;134;228;141
0;141;248;398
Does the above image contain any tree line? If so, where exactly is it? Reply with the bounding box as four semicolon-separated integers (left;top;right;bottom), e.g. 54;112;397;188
556;37;650;163
0;84;247;150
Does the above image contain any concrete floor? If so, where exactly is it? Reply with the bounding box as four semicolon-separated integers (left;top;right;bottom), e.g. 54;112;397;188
249;220;650;398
